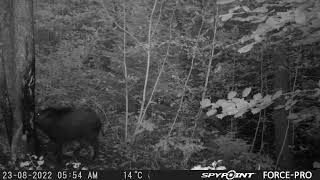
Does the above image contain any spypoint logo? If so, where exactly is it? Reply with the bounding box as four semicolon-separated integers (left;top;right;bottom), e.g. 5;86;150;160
201;170;255;179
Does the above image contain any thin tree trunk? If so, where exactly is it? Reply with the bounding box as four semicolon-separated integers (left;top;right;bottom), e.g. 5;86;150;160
272;47;294;169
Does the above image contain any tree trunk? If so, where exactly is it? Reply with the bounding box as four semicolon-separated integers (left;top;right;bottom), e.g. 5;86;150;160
272;47;294;169
0;0;18;153
0;0;39;162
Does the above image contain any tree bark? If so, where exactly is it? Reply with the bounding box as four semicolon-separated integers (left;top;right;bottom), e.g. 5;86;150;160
272;47;294;169
0;0;39;162
0;0;17;150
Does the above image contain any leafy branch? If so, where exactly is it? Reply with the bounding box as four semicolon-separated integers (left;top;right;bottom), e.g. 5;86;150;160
200;82;320;119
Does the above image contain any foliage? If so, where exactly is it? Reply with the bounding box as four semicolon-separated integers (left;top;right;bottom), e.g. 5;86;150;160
64;161;88;170
211;134;274;170
200;88;283;119
201;81;320;119
214;134;250;160
191;160;226;170
12;155;44;170
229;152;274;170
219;0;320;53
154;137;205;167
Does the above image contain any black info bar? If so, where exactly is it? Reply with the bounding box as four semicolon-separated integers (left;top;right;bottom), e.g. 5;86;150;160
1;170;319;180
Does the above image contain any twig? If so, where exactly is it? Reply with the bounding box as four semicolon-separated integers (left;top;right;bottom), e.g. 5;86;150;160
141;11;174;121
168;4;208;138
99;0;141;45
151;0;166;39
291;65;299;145
201;6;218;100
134;0;159;138
259;110;266;153
275;53;299;169
251;46;264;152
275;117;290;169
192;4;219;137
122;0;129;141
251;111;262;152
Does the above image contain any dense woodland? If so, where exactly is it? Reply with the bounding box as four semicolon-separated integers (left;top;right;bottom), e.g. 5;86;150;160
0;0;320;170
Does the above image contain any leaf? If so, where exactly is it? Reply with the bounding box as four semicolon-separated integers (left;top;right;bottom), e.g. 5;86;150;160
223;102;238;115
254;34;263;43
262;95;273;106
217;0;235;5
228;91;237;99
20;161;31;168
294;9;306;25
233;15;266;22
272;90;283;100
238;42;256;53
37;160;44;166
251;108;261;114
191;165;208;170
248;99;257;107
207;17;215;24
220;13;234;22
285;100;298;110
252;6;268;13
211;103;219;109
234;109;247;118
177;91;184;97
135;128;145;136
141;121;156;131
231;98;242;104
252;23;272;39
295;89;301;93
266;11;294;30
200;99;211;108
228;6;241;13
287;113;299;120
22;134;27;141
253;93;263;101
239;35;252;43
216;99;227;106
234;98;249;110
214;63;222;73
216;166;227;170
207;109;217;117
292;119;304;124
184;5;200;12
311;88;320;98
242;87;252;97
242;6;251;12
274;105;284;110
216;114;225;119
